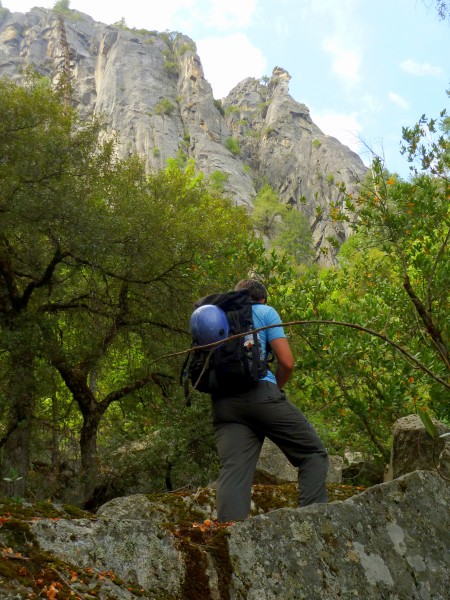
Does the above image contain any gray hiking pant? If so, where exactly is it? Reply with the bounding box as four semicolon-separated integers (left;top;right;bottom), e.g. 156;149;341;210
212;381;328;522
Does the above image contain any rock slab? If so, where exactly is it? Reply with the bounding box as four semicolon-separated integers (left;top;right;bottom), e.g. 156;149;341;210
29;470;450;599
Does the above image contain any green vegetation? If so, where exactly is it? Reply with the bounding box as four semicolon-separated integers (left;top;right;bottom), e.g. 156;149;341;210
112;17;127;29
214;99;225;117
0;73;448;509
251;184;313;266
208;170;230;193
53;0;70;12
177;41;197;55
224;136;241;156
154;97;176;116
163;59;179;76
224;105;239;116
0;76;259;503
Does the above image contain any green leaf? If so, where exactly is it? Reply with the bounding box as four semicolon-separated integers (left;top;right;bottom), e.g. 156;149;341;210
417;408;438;438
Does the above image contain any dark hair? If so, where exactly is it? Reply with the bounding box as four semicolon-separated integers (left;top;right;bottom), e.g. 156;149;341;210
234;278;268;302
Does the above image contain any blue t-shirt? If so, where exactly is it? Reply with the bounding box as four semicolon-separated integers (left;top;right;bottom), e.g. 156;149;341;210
252;303;286;385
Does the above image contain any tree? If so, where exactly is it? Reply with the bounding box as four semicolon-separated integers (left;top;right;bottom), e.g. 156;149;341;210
251;183;313;265
0;74;111;496
423;1;450;20
53;0;70;11
0;76;258;501
249;102;449;462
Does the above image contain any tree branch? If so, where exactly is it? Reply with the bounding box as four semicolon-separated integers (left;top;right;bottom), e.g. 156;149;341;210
403;273;449;367
164;319;450;390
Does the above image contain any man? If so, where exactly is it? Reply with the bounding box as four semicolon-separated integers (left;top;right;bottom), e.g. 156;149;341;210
212;278;328;522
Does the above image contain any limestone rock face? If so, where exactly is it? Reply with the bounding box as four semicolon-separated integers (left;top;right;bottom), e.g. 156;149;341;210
0;7;255;207
223;68;368;260
27;471;450;599
0;8;367;264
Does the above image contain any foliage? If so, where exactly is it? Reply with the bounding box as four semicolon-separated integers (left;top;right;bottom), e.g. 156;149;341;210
53;0;70;12
246;101;450;461
154;97;176;116
176;41;197;55
224;105;239;116
0;76;259;502
251;184;313;266
214;99;225;117
1;67;449;506
427;0;450;19
164;60;179;77
224;136;241;156
158;30;180;47
208;170;229;193
112;17;127;29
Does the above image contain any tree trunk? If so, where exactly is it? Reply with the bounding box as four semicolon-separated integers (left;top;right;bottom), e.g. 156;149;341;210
0;348;35;498
79;407;103;504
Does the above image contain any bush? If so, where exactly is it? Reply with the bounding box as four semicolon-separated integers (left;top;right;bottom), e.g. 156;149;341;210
225;136;241;156
154;98;176;116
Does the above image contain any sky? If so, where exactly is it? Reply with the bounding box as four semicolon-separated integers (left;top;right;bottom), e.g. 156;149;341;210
3;0;450;177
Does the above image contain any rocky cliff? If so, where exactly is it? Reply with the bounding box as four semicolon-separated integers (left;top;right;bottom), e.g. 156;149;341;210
0;6;367;263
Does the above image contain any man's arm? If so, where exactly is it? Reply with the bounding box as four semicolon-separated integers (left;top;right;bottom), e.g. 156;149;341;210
270;337;294;389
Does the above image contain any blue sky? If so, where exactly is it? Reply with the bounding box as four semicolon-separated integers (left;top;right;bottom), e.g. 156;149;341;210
4;0;450;177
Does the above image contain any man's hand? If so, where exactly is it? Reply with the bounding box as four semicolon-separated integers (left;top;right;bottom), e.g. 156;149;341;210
270;337;294;389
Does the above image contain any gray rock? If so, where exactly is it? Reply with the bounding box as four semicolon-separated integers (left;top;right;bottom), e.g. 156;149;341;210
29;471;450;599
227;471;449;599
388;414;450;480
256;438;343;484
0;9;367;264
32;500;185;597
223;68;368;264
438;436;450;478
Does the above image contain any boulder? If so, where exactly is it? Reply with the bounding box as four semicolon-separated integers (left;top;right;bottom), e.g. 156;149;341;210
227;471;449;599
387;414;450;480
342;450;384;486
25;471;449;599
255;438;343;483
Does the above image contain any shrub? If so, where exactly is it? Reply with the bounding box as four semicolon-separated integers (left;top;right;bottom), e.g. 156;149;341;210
224;105;240;116
225;137;241;156
209;170;229;192
53;0;70;11
164;60;179;77
214;99;225;117
154;98;176;116
177;42;197;55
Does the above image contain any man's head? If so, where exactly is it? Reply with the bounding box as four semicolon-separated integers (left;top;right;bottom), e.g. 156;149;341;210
234;278;268;303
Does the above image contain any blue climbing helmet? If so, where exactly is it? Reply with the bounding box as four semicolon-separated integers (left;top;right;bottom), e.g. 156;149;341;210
190;304;229;346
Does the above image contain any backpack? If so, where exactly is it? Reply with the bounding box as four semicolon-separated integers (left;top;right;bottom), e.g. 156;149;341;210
181;289;268;395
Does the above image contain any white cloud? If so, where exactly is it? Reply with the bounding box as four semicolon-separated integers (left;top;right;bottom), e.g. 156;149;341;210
388;92;410;110
313;112;363;154
197;33;267;98
400;59;443;77
206;0;258;30
323;37;361;85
